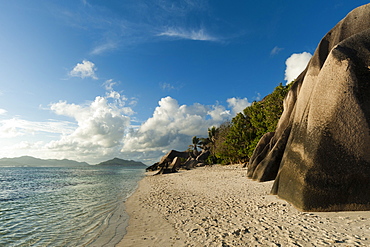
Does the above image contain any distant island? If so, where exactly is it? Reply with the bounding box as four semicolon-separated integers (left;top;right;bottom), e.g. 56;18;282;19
0;156;90;167
96;158;147;168
0;156;147;168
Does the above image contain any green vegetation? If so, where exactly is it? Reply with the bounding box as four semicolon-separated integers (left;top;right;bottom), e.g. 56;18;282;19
192;83;291;165
188;136;200;153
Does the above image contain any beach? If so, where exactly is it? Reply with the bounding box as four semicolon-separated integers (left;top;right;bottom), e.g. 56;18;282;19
118;165;370;246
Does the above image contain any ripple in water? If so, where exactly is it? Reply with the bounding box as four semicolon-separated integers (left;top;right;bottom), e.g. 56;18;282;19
0;166;144;246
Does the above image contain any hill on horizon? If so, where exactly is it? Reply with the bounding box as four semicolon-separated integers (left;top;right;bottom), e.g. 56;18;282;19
96;158;147;168
0;156;90;167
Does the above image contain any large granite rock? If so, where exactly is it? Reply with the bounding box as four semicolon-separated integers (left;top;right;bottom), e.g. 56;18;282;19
196;150;210;162
147;150;191;173
248;3;370;211
146;162;159;172
184;159;198;170
247;132;276;180
159;150;190;164
156;157;182;174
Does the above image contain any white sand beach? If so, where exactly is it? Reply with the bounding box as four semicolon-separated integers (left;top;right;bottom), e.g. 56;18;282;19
118;165;370;246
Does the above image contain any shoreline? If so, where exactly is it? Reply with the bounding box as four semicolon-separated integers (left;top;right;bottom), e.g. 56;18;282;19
86;169;145;247
118;172;186;247
118;165;370;246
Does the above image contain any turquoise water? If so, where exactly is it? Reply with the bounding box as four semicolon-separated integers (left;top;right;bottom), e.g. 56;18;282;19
0;166;145;246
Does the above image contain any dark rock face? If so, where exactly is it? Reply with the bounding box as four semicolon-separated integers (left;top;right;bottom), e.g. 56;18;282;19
247;132;276;180
159;150;191;164
148;150;190;172
146;162;159;172
248;4;370;211
184;159;198;170
156;157;182;174
153;149;210;174
196;150;210;162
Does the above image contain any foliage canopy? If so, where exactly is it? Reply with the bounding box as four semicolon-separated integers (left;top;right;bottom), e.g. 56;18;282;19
195;83;291;165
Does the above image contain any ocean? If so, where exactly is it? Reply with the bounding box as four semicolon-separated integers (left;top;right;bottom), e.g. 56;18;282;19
0;166;145;246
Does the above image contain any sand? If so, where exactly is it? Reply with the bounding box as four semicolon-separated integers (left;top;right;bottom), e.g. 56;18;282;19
118;165;370;247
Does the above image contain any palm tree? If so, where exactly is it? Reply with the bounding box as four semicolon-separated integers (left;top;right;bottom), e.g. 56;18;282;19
199;137;210;150
188;136;200;155
208;126;217;144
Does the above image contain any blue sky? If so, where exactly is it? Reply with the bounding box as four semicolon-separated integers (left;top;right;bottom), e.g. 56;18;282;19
0;0;368;164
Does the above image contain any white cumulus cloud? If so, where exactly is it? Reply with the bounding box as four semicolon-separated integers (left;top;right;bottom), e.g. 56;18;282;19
0;85;256;165
0;119;25;138
69;60;98;79
284;52;312;84
48;96;130;150
121;96;231;163
0;81;135;163
227;97;251;115
103;79;135;115
0;109;7;115
45;87;134;162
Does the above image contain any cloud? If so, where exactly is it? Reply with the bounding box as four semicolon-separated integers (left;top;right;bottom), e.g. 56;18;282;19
48;96;131;149
120;96;253;164
102;79;136;115
0;119;26;138
44;85;135;163
0;118;75;138
160;82;183;91
54;1;139;54
121;96;231;162
227;97;251;115
270;46;283;55
0;141;47;161
54;0;218;54
0;81;135;163
207;104;231;122
160;82;176;91
69;60;98;79
157;27;218;41
0;109;7;115
90;40;119;55
284;52;312;84
103;79;117;91
253;93;261;101
0;93;251;164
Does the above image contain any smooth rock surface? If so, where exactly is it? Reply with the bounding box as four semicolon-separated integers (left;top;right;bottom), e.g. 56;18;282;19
248;3;370;211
